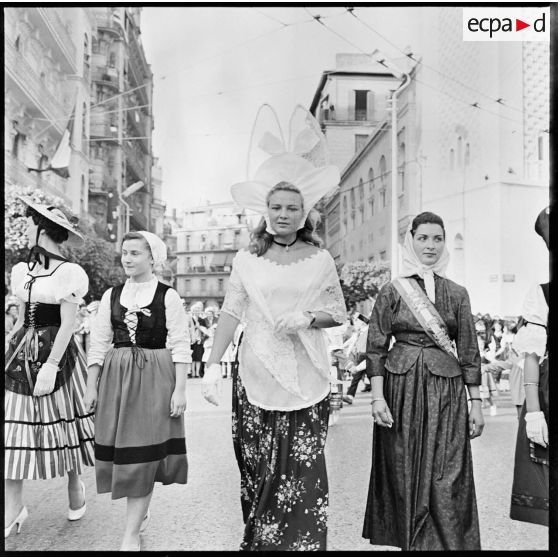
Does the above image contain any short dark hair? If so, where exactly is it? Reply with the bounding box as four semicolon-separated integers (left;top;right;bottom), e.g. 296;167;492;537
122;232;152;256
25;206;69;244
411;211;445;238
534;207;549;247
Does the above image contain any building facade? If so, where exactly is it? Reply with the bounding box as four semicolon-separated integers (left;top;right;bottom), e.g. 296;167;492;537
5;7;93;215
5;7;158;248
174;202;252;308
311;10;549;315
88;6;154;244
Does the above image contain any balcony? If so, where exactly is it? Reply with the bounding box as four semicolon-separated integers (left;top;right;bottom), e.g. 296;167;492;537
33;8;77;73
5;154;72;207
92;66;120;89
90;108;119;140
5;41;66;134
124;141;148;181
94;10;124;38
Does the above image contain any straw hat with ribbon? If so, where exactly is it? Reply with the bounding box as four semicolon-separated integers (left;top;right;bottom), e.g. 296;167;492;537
17;195;84;247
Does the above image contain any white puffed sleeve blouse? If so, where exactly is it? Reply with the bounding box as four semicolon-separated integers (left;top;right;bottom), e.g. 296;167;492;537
88;276;192;366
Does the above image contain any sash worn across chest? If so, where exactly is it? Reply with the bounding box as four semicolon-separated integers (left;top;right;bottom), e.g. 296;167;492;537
392;277;459;362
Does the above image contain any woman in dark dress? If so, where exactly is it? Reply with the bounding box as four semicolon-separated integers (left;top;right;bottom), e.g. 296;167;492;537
363;211;484;551
510;206;549;527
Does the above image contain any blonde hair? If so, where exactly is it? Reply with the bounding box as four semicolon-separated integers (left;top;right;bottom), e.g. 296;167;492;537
248;182;323;256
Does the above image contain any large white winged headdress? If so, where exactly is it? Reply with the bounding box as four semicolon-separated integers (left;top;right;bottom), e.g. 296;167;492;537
231;104;340;229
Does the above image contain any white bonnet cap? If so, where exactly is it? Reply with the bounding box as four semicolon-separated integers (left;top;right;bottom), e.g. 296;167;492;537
136;231;168;265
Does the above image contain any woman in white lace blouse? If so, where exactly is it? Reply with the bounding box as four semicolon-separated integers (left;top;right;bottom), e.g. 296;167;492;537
201;105;346;551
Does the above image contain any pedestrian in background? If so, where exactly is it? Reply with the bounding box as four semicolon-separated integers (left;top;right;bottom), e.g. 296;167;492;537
189;301;205;378
84;231;191;551
201;104;345;551
342;312;370;405
510;206;549;527
363;211;483;551
5;302;19;337
5;197;94;538
200;305;218;377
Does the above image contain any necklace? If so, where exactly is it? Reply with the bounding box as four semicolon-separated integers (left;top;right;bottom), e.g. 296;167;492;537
273;238;297;252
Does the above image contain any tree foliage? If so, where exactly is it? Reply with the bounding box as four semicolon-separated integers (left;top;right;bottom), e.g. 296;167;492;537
339;260;391;310
5;185;124;302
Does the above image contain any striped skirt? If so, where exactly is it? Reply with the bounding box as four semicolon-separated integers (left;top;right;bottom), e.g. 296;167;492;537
94;347;188;500
5;328;95;480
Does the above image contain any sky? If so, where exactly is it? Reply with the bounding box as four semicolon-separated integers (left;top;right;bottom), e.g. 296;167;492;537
140;6;424;212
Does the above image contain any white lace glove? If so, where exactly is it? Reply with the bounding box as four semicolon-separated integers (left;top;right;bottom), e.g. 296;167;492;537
274;311;312;334
33;362;59;397
201;363;222;406
525;411;548;447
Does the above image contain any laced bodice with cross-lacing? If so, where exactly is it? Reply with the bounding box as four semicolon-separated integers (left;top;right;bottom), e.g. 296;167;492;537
87;276;192;367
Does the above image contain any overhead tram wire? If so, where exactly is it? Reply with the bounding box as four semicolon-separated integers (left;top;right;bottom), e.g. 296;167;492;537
304;8;547;134
348;7;547;124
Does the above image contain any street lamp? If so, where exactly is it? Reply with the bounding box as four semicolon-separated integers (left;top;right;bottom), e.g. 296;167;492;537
119;180;144;234
374;52;412;277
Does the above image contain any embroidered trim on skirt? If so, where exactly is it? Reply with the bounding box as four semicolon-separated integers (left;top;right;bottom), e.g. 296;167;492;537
363;353;481;551
5;330;95;480
232;368;330;551
94;347;188;500
510;359;548;526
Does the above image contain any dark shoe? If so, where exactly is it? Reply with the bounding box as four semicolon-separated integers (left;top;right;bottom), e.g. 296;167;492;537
361;386;371;392
342;395;354;404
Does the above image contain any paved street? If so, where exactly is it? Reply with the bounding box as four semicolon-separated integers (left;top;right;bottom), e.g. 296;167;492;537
5;379;547;553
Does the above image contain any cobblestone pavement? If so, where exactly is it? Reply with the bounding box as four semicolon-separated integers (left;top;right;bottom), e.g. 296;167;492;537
4;380;547;553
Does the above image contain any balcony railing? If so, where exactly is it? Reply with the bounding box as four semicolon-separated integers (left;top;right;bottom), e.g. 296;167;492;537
90;109;119;139
124;141;148;181
5;155;72;206
5;41;66;133
36;8;77;72
92;66;120;89
94;11;124;37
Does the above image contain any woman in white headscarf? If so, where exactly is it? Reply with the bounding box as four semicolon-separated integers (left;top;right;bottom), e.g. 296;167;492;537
84;231;191;551
362;211;483;551
201;105;347;551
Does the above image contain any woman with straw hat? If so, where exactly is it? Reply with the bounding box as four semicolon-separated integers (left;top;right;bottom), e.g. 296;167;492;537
5;197;94;538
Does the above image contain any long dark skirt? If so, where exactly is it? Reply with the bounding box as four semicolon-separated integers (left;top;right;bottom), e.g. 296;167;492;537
510;359;549;526
94;347;188;499
232;368;330;551
363;354;481;550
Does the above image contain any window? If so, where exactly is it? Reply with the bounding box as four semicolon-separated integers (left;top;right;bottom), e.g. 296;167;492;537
80;176;86;214
355;134;368;153
381;190;386;208
185;235;190;251
380;250;386;260
449;148;455;170
358;179;365;221
370;197;375;216
186;256;191;269
201;279;206;292
342;196;348;230
398;143;405;192
465;143;470;166
185;279;191;294
355;90;368;121
218;233;223;247
350;189;356;227
200;255;206;268
538;136;545;160
457;136;463;167
218;278;224;292
379;155;387;189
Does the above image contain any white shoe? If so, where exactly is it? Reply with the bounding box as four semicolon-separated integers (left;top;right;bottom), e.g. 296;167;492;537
5;507;28;538
490;405;498;416
139;508;151;533
68;481;86;521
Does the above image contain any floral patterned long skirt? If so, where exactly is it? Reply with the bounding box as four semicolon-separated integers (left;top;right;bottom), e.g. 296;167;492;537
232;369;330;551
